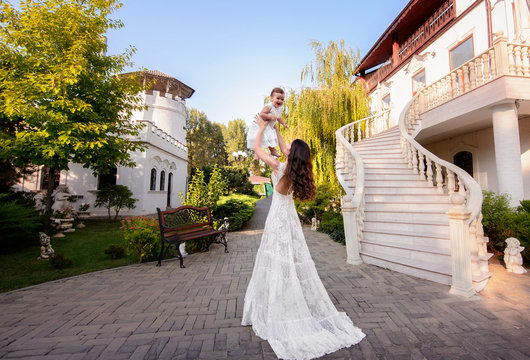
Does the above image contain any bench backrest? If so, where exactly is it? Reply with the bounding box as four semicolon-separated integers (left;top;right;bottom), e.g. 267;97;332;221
157;205;213;233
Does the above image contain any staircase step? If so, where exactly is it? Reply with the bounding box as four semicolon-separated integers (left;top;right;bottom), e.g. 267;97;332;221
365;173;424;181
360;251;452;285
362;158;409;165
365;193;451;203
365;202;453;212
365;186;442;194
364;210;448;223
358;139;401;147
361;238;451;259
365;168;418;175
363;229;450;249
356;148;401;155
365;179;434;187
364;220;450;236
364;162;410;169
358;153;403;159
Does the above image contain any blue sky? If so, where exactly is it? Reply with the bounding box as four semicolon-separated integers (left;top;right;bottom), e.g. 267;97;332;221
106;0;409;127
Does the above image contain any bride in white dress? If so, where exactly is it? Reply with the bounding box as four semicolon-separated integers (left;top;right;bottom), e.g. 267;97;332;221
242;116;365;359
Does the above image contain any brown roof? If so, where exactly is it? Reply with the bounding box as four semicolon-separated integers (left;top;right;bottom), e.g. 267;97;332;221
123;70;195;99
357;0;447;74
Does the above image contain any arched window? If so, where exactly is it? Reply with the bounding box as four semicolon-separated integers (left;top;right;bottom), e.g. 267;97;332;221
150;168;157;190
453;151;473;177
167;173;173;207
160;171;166;191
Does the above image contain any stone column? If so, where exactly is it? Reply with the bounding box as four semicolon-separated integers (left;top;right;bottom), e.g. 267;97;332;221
492;102;523;207
448;194;475;298
342;196;363;266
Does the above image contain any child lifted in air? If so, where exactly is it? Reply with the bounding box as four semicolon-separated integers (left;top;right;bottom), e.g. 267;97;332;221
247;87;289;159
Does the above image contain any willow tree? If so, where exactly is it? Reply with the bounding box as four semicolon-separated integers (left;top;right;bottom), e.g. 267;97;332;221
283;40;370;189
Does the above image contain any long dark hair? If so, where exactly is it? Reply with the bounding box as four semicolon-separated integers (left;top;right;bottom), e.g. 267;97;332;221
285;139;316;201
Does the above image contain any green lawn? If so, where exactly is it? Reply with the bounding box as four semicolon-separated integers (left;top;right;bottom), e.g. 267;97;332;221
0;219;138;293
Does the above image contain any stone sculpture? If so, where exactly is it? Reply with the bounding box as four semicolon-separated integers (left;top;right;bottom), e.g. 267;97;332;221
504;237;527;274
38;232;55;259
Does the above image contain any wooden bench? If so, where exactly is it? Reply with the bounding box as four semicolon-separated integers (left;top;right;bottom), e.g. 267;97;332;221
156;206;229;268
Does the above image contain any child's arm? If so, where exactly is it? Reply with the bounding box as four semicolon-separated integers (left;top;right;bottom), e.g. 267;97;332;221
276;116;289;129
253;116;281;172
274;123;290;158
259;105;276;122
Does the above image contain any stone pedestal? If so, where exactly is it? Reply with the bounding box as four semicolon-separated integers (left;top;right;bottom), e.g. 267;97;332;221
342;196;363;266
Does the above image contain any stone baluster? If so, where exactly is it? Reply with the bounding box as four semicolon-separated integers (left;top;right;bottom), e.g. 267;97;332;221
344;128;350;143
356;123;361;141
448;194;475;298
445;75;452;101
426;157;434;187
412;147;419;174
458;176;466;197
482;53;491;80
407;142;413;169
462;65;470;93
514;46;522;76
418;152;425;180
456;68;464;96
507;44;515;75
435;163;444;193
447;170;455;195
450;72;457;99
350;125;355;144
522;46;530;76
469;60;476;90
475;57;483;86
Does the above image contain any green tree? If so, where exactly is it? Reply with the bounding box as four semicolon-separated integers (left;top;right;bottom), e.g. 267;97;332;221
222;118;250;166
0;0;146;228
94;185;138;221
283;40;370;188
186;109;228;171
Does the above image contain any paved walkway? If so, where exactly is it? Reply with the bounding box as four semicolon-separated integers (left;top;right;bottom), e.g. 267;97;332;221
0;198;529;360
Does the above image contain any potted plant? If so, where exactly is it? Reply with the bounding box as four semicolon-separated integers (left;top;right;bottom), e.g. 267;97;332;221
76;203;91;228
51;207;75;235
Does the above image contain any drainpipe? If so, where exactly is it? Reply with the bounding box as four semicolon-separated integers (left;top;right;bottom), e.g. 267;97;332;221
485;0;493;47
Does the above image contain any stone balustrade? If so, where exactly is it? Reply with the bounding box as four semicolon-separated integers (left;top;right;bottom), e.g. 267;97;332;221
134;120;187;152
416;37;530;114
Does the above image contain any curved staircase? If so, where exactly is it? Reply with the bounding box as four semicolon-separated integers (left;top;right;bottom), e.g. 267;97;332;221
355;126;453;285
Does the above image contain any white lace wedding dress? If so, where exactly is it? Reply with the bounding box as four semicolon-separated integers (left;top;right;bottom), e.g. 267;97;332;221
242;163;365;360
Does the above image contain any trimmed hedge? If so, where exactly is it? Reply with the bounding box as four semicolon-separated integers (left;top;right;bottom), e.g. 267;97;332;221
213;194;259;231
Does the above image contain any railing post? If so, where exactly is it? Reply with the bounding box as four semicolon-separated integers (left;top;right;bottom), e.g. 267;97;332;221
448;194;475;298
342;195;363;265
493;33;509;76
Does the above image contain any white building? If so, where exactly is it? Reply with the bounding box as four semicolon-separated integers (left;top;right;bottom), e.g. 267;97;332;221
20;70;193;216
336;0;529;296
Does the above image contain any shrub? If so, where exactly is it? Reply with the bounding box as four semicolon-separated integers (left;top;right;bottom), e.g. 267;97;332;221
0;194;41;252
213;194;259;231
295;183;341;224
318;212;345;245
104;244;126;259
95;185;137;221
481;191;530;263
182;167;227;207
49;254;73;269
121;216;160;263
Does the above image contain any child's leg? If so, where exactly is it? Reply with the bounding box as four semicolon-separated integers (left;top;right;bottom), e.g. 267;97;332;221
269;146;280;157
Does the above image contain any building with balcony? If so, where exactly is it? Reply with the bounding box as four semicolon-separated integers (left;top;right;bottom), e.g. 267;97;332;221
20;71;193;216
336;0;529;296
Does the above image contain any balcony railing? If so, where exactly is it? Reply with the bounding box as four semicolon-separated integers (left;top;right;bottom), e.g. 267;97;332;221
365;0;455;92
415;36;530;114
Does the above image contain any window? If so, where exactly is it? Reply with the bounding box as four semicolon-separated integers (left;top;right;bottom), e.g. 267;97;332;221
453;151;473;177
150;168;157;191
160;171;166;191
450;35;474;70
97;167;117;189
167;173;173;207
40;167;60;190
412;69;426;95
382;94;391;109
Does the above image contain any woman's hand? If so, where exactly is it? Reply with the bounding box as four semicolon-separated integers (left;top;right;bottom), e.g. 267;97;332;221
255;115;268;128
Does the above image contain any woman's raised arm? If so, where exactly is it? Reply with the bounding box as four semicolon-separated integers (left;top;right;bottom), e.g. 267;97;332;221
253;116;280;173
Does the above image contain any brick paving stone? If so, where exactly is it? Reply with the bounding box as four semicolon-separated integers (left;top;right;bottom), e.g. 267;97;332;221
1;197;530;359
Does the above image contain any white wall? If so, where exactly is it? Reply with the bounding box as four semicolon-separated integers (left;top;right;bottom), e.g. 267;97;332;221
423;118;529;199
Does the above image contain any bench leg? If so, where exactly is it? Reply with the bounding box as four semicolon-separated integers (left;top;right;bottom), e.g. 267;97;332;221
157;240;165;267
176;241;185;268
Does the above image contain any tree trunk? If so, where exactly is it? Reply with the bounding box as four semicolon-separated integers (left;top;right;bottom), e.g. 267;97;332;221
43;167;57;233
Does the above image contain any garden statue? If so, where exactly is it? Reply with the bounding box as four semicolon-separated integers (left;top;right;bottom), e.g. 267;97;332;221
38;232;55;259
311;217;320;231
504;237;527;274
51;184;71;212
